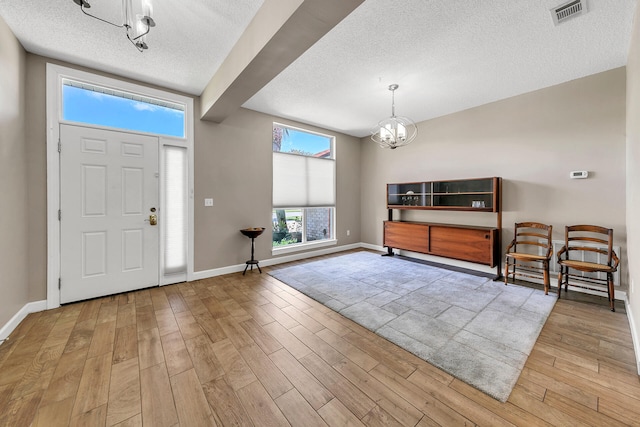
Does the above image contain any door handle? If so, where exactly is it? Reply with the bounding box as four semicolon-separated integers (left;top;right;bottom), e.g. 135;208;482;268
145;214;157;226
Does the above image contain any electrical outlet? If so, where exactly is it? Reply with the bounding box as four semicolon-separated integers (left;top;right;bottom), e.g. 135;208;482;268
347;229;350;236
204;198;213;207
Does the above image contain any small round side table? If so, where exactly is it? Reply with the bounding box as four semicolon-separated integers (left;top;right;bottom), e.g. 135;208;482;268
240;227;265;275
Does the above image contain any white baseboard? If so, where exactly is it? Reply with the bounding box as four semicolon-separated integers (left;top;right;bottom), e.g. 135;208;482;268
191;243;363;281
624;296;640;375
0;300;47;343
360;242;385;252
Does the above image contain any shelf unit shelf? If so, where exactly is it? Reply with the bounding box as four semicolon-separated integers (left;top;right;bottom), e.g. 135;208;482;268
384;177;502;277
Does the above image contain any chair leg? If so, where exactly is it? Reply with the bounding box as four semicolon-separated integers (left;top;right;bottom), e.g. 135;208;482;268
504;259;509;285
557;268;563;299
543;261;549;295
608;272;615;312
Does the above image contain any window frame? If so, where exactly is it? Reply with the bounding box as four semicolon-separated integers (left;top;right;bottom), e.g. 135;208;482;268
272;123;337;255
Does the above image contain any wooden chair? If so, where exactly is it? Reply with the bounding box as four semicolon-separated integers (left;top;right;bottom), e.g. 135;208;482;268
557;225;619;311
504;222;553;294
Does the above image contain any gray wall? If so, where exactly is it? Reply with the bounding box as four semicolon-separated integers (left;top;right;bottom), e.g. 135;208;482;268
626;6;640;369
20;54;362;303
360;68;627;284
0;15;28;327
193;101;362;272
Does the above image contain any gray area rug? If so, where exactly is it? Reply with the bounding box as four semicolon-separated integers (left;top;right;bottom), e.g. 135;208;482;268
268;251;556;402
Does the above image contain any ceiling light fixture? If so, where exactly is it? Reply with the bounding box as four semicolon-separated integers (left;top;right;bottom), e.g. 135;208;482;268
72;0;155;52
371;84;417;149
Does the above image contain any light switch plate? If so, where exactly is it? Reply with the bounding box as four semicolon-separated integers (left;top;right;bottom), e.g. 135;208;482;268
570;170;588;179
204;198;213;206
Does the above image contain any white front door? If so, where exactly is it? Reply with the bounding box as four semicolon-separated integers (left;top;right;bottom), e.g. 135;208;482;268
60;124;159;303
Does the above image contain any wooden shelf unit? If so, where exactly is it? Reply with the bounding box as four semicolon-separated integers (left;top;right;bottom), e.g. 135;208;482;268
384;177;502;277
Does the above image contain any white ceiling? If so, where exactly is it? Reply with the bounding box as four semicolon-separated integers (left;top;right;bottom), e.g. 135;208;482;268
0;0;637;137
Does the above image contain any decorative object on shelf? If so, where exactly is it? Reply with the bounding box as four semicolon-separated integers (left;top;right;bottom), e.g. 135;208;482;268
71;0;155;52
240;227;265;275
371;84;418;149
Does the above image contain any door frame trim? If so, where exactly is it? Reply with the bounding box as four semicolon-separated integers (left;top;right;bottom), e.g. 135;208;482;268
46;63;195;309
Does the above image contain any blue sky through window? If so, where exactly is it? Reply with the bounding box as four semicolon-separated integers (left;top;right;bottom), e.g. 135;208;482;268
275;126;332;157
63;85;185;137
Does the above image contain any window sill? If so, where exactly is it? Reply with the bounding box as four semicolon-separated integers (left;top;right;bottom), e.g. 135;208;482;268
272;239;337;256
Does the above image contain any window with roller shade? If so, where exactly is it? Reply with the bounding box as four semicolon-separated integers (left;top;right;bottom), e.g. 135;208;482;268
272;124;335;250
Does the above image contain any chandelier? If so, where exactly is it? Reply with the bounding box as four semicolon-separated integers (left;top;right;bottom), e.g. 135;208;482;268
371;84;418;149
72;0;156;52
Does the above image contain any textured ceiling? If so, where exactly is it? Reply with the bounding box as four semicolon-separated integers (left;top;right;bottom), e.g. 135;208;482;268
0;0;637;137
0;0;265;95
244;0;638;137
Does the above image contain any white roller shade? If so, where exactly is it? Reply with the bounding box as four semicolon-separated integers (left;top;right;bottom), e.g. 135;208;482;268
273;152;335;208
163;146;187;275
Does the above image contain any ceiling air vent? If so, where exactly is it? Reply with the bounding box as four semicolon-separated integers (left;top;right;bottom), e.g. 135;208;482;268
551;0;588;25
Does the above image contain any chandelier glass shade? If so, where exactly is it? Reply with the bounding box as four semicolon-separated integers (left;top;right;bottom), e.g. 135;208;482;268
371;84;417;149
72;0;155;52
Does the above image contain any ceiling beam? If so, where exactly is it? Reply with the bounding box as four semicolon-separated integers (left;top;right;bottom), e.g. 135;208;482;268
199;0;364;122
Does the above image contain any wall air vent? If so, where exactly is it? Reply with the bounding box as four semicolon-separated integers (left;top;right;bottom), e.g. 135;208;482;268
551;0;588;26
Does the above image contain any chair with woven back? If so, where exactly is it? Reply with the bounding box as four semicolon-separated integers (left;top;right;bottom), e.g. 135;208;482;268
504;222;553;294
556;225;619;311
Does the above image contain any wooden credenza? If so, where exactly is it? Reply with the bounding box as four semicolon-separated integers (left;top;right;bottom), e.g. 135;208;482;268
383;221;499;267
384;177;502;275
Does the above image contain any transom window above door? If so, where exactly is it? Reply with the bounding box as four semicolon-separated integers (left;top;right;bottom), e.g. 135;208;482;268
62;79;185;138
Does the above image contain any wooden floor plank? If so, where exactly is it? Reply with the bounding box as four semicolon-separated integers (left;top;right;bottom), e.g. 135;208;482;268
290;324;344;366
238;343;293;399
87;320;116;358
263;319;313;359
112;324;138;364
32;396;74;427
202;377;254;427
184;334;224;383
217;315;255;349
316;328;379;372
160;330;193;377
361;405;405;427
211;338;257;391
135;304;157;333
269;348;334;410
71;352;112;417
370;363;474;426
240;318;283;354
235;380;292;427
333;358;423;426
137;327;164;370
300;352;376;419
106;358;141;426
154;308;180;337
317;398;365;427
40;346;89;407
69;404;107;427
174;310;204;340
10;342;65;400
275;388;329;427
1;250;639;427
170;368;217;427
115;302;137;329
139;363;178;427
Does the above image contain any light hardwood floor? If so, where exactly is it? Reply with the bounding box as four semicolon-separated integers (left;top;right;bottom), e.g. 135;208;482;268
1;250;639;426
